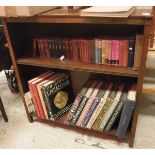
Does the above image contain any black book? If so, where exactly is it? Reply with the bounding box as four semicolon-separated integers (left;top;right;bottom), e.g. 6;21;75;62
42;74;74;120
116;83;136;138
128;36;136;67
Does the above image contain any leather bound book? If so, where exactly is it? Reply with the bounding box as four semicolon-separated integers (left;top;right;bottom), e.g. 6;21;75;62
122;40;129;67
81;83;106;127
91;40;95;64
105;83;130;131
101;40;106;64
128;36;136;67
108;40;112;65
92;83;119;131
105;40;109;64
116;83;137;138
133;35;143;70
119;40;124;67
99;83;125;130
70;80;98;125
115;40;120;66
86;82;113;129
111;40;116;65
76;81;103;126
64;80;92;125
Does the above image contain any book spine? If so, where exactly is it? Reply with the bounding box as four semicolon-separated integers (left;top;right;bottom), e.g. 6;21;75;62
128;37;135;67
119;40;123;67
111;40;116;65
102;40;106;64
116;84;136;138
105;40;109;64
133;35;143;70
86;83;113;129
99;84;124;130
116;100;135;138
76;81;102;126
105;99;124;131
81;98;100;127
95;40;99;64
122;40;129;67
64;95;82;125
28;82;41;117
115;40;120;66
108;40;112;65
92;98;113;130
33;39;37;57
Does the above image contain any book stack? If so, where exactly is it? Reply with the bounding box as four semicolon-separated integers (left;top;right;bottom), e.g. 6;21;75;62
33;35;143;70
64;79;137;138
25;71;74;120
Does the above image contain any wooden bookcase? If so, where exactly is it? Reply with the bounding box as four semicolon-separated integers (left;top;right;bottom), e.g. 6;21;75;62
2;8;152;148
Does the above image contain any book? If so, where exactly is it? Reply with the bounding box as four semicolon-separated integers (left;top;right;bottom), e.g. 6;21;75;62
80;82;107;127
98;83;125;130
128;36;136;67
122;40;129;67
28;71;50;117
42;74;74;120
115;40;120;66
37;73;61;119
101;40;106;64
105;83;130;131
86;82;113;129
119;40;124;67
76;81;103;126
31;72;54;119
24;91;36;114
116;83;137;138
92;83;120;131
64;80;91;125
80;6;136;18
133;35;143;70
70;80;98;124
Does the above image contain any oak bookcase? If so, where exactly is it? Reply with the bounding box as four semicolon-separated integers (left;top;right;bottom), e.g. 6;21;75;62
2;8;153;148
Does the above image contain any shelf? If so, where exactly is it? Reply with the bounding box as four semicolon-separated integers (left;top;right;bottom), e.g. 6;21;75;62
17;57;139;77
34;112;130;142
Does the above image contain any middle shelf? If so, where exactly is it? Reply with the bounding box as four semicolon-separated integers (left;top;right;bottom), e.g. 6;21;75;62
17;57;139;77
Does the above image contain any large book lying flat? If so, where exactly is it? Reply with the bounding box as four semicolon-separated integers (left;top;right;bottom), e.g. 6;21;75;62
80;6;136;18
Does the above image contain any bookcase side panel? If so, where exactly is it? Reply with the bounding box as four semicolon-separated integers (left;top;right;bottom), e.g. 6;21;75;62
129;20;151;147
2;19;33;122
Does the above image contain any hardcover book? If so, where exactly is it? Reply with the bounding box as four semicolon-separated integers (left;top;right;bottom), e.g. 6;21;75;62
70;80;98;124
42;74;74;120
86;82;113;129
64;80;91;125
116;83;137;138
105;83;130;131
76;81;103;126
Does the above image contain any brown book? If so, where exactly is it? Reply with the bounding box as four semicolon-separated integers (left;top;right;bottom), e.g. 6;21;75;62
133;35;143;70
122;40;129;67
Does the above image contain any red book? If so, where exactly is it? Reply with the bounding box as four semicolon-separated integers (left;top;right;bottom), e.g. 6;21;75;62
115;40;120;66
33;39;37;57
119;40;124;67
108;40;112;65
28;71;50;117
111;40;116;65
44;39;50;58
31;72;55;119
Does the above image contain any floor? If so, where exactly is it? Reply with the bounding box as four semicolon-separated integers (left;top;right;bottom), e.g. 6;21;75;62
0;68;155;149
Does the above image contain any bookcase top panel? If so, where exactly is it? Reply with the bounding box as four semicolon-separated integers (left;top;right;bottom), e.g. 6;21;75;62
5;8;152;25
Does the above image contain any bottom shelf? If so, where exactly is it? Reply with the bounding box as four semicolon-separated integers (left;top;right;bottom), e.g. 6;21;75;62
30;112;130;143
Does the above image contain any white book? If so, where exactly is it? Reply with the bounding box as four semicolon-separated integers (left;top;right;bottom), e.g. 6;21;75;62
80;6;136;18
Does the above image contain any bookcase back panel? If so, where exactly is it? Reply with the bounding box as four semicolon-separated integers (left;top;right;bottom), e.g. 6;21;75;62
7;22;144;59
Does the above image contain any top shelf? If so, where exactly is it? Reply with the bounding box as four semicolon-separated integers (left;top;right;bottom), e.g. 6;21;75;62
5;8;152;25
17;57;139;77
